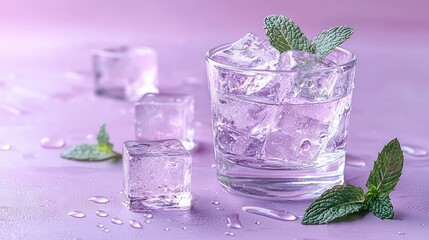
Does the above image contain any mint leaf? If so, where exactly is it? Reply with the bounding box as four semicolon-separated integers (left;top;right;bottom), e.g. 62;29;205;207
61;124;121;161
312;26;354;57
301;185;365;225
366;138;404;195
61;144;119;161
365;194;394;219
301;138;404;225
364;138;403;219
97;124;114;151
264;15;314;53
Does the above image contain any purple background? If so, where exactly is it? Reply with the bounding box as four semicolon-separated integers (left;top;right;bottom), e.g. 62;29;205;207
0;0;428;239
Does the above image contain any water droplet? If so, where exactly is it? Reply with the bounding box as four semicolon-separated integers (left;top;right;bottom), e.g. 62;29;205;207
97;224;104;228
88;196;110;204
255;221;261;225
68;211;86;218
242;206;297;221
164;228;169;231
145;213;153;219
103;228;110;233
182;226;187;230
402;144;428;157
227;214;242;229
224;232;235;237
145;220;151;223
129;220;142;229
299;140;311;152
96;210;108;217
111;218;123;225
421;223;425;226
40;137;65;149
210;164;216;168
397;231;406;235
346;160;366;167
216;207;225;211
0;144;11;151
211;200;220;205
284;214;298;221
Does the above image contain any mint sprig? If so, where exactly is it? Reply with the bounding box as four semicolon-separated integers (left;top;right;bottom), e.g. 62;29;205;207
312;26;354;57
264;15;313;53
61;124;121;161
264;15;354;57
302;138;404;225
301;185;365;225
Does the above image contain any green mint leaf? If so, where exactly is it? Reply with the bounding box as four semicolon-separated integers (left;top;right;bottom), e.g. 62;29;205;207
365;194;394;219
365;138;404;195
97;124;113;150
61;124;121;161
312;26;354;57
61;144;120;161
264;15;313;53
301;185;365;225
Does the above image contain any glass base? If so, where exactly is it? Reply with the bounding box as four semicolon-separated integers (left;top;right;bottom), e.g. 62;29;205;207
216;152;345;200
125;193;192;212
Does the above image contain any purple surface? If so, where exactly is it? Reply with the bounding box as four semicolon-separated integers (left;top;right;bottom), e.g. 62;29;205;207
0;0;429;239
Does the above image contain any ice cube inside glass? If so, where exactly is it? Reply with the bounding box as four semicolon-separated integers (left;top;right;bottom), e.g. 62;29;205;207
122;139;192;211
135;93;195;150
93;46;159;101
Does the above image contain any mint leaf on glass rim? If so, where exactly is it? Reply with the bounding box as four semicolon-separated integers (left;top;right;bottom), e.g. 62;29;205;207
263;15;354;57
312;26;354;57
61;124;121;161
301;185;365;225
264;15;314;53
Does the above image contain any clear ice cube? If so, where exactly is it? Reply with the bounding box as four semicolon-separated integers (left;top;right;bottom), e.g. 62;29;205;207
93;46;159;101
277;50;336;71
262;93;352;166
278;50;339;102
213;93;279;157
212;33;279;70
135;93;195;150
211;33;282;99
122;139;192;211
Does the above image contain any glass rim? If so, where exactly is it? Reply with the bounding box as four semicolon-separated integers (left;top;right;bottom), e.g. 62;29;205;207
205;43;356;74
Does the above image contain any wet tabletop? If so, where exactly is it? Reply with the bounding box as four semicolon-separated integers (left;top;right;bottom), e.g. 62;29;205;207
0;1;429;239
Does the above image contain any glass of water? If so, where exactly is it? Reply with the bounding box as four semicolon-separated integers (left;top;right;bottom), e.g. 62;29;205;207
205;35;356;200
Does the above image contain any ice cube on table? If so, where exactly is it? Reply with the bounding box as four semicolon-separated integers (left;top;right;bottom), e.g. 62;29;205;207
278;50;339;102
135;93;195;150
93;46;159;101
122;139;192;211
211;33;283;100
